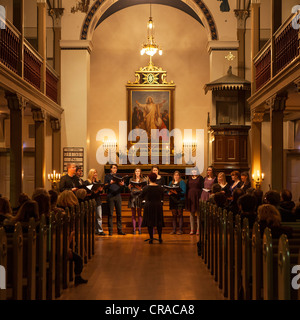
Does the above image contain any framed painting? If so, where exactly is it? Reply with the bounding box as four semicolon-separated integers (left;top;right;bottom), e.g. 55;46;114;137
127;87;175;142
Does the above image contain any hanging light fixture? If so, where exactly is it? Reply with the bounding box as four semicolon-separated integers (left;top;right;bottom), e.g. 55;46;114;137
140;4;163;58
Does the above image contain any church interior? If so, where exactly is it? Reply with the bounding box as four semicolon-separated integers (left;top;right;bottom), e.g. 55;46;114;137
0;0;300;302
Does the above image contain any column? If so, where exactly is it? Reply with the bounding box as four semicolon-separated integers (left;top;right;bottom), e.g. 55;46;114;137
251;109;264;188
51;118;61;172
60;40;93;175
49;7;64;104
271;0;282;34
234;9;250;79
250;1;260;94
5;92;25;207
37;0;47;94
267;93;287;191
13;0;24;77
32;108;46;188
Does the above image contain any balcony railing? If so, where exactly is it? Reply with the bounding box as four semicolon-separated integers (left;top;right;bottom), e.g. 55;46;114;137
0;16;59;104
253;10;300;92
0;18;20;73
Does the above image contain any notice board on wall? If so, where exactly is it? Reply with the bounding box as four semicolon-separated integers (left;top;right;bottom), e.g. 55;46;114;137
63;147;84;173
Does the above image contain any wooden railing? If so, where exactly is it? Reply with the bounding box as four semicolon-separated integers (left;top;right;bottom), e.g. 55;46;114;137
0;17;59;104
253;10;300;92
46;66;59;103
254;41;271;91
0;17;20;73
24;40;42;90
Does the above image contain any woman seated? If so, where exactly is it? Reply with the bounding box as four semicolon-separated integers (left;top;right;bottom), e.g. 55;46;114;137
54;190;87;285
257;204;293;239
12;200;39;223
57;190;79;209
0;197;14;223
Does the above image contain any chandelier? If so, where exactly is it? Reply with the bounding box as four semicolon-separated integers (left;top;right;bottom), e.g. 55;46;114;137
140;5;163;59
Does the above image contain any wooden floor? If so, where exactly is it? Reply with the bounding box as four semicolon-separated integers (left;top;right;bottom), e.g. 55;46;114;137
58;233;225;300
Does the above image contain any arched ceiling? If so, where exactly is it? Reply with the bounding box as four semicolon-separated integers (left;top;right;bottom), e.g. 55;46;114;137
94;0;204;29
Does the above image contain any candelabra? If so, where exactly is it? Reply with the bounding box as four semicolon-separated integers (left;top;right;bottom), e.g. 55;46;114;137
48;170;61;191
103;140;117;164
183;140;198;164
252;170;264;189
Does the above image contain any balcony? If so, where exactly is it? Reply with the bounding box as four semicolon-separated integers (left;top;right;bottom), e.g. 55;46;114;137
249;10;300;110
0;16;59;104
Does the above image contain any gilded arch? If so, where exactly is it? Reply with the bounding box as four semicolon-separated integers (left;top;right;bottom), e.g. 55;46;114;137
80;0;218;41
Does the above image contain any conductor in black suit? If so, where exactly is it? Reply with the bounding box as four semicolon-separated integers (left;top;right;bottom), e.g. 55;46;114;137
104;164;126;236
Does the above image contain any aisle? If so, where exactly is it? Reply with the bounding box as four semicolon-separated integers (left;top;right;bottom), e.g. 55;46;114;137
58;233;224;300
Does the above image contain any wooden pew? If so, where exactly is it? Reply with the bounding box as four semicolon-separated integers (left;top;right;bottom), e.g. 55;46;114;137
251;222;262;300
277;235;299;300
234;214;242;300
203;202;208;265
69;206;75;283
263;228;300;300
91;199;96;255
227;211;234;300
47;212;56;300
0;227;7;300
218;207;223;290
74;204;80;255
86;200;92;260
207;203;211;271
36;215;47;300
221;209;228;298
55;210;63;298
199;201;205;260
80;202;85;263
214;206;219;283
241;218;251;300
21;218;37;300
4;222;23;300
62;207;70;289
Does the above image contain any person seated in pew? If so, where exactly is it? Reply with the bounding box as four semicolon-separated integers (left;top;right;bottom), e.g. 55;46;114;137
49;190;66;216
263;190;281;208
237;194;257;230
55;190;88;286
294;201;300;220
226;188;245;217
279;189;296;222
208;183;222;204
253;189;263;212
57;190;79;208
0;197;13;223
12;192;30;215
12;200;40;223
75;188;88;203
257;204;293;239
213;192;227;209
32;188;51;221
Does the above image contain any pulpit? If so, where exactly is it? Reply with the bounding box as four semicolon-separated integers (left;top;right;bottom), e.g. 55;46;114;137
210;125;250;174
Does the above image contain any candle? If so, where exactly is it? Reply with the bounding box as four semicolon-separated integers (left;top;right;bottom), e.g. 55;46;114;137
261;173;264;180
252;174;254;180
48;174;50;180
